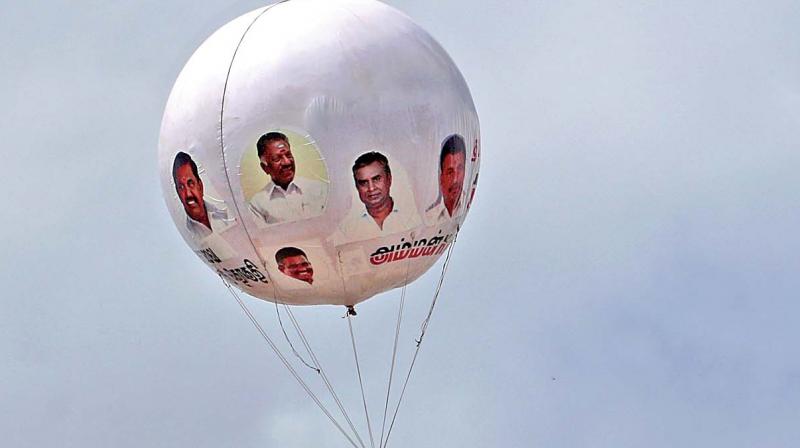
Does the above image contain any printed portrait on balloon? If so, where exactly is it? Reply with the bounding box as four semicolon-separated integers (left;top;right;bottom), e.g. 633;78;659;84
240;129;329;229
171;152;237;261
275;246;315;285
336;151;421;244
424;134;468;226
260;243;336;301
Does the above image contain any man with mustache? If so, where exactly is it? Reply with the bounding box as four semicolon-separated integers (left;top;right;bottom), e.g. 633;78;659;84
172;151;233;240
425;134;467;225
275;247;314;285
338;151;421;242
248;132;327;226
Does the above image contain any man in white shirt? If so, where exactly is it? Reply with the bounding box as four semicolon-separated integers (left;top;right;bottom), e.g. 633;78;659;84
338;151;421;242
173;151;234;241
425;134;467;225
248;132;327;226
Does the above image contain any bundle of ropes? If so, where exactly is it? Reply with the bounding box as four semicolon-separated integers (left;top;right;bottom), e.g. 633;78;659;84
220;233;459;448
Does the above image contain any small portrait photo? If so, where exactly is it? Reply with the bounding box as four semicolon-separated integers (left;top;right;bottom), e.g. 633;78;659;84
275;246;315;285
424;134;468;226
240;129;329;228
172;151;236;243
263;244;336;298
337;151;421;244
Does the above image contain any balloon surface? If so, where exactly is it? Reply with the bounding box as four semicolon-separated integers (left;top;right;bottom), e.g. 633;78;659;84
159;0;480;305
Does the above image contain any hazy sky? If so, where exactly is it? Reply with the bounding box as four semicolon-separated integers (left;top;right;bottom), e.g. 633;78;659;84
3;1;800;447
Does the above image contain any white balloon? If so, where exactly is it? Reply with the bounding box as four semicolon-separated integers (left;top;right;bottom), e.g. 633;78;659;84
159;0;480;305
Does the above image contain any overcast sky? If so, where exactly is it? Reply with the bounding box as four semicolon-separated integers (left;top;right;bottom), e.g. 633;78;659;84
3;1;800;447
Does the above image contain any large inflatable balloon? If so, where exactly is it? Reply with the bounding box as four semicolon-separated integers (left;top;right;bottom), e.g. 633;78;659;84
159;0;480;306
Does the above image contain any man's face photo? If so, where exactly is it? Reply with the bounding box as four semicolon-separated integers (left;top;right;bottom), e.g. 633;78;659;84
355;161;392;211
175;163;207;223
260;138;296;187
440;150;466;216
279;254;314;284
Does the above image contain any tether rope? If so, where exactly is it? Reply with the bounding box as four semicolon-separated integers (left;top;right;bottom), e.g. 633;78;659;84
377;283;406;447
274;302;319;372
382;232;459;448
378;249;415;448
217;2;288;273
348;314;376;448
283;305;368;448
220;277;361;448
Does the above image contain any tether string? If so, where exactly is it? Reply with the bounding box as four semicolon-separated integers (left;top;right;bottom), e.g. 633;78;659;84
348;314;376;448
274;302;319;372
283;304;368;448
382;232;459;448
378;284;406;447
220;277;361;448
217;3;288;273
378;247;415;448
